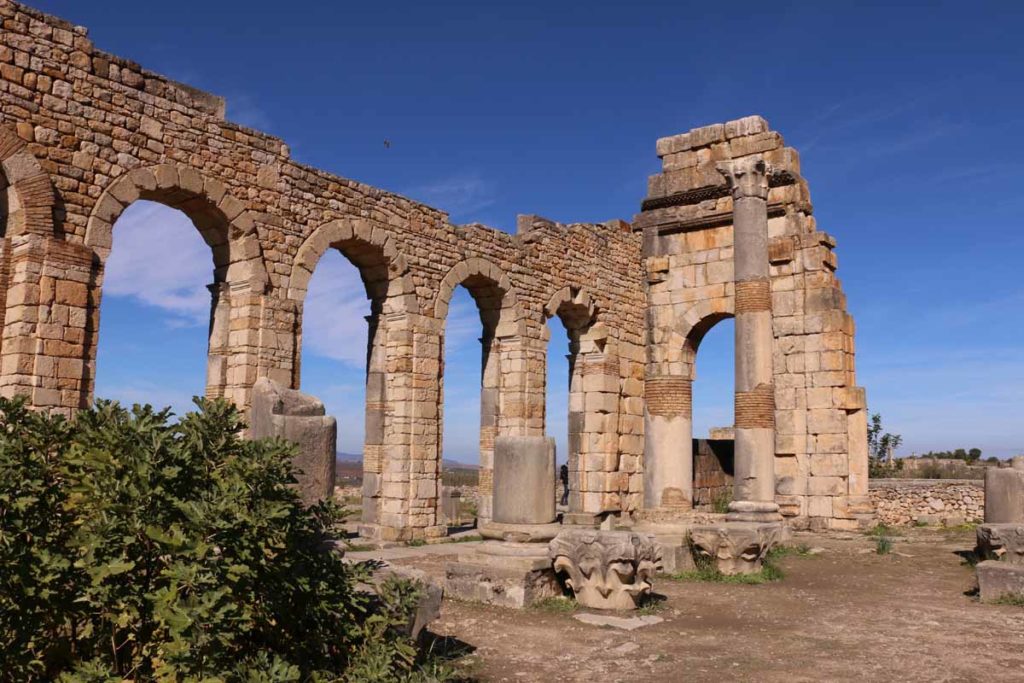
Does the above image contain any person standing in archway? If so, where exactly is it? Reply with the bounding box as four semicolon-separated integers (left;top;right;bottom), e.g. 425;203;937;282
559;464;569;507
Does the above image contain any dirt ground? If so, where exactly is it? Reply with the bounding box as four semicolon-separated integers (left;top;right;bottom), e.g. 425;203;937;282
395;527;1024;682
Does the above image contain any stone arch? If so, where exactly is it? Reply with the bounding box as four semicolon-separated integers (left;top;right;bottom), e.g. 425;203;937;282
84;164;268;291
286;217;421;532
287;216;415;313
678;296;735;375
543;285;599;333
0;124;56;237
432;257;526;524
433;256;522;326
542;285;615;520
82;164;270;406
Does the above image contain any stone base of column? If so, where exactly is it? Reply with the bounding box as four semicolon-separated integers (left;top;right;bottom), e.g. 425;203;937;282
444;541;561;609
478;520;561;543
689;521;784;575
726;499;783;523
357;522;447;543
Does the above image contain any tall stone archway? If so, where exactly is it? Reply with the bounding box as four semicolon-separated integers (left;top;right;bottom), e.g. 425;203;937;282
287;217;418;533
433;257;526;523
83;164;269;410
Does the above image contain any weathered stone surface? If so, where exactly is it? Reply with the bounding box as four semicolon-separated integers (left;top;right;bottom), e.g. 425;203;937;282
689;522;782;575
976;524;1024;564
984;465;1024;523
976;560;1024;602
493;435;556;525
870;479;983;526
0;2;865;542
372;565;443;642
573;612;664;630
250;378;336;506
548;529;661;610
445;542;560;608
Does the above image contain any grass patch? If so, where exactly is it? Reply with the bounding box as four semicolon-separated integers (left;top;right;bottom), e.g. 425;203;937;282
945;522;978;533
445;534;482;544
531;596;578;613
343;542;377;553
992;593;1024;607
711;490;732;514
407;538;427;547
866;523;894;537
766;543;812;560
875;535;893;555
669;564;783;585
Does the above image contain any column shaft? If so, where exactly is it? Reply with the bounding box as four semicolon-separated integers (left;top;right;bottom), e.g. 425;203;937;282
720;157;781;522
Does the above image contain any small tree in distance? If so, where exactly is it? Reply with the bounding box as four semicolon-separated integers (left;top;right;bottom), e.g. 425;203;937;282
867;412;903;477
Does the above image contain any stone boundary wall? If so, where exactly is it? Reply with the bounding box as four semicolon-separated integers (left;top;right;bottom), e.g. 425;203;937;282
869;479;983;526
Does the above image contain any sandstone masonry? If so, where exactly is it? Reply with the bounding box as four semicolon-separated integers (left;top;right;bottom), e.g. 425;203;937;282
0;0;869;539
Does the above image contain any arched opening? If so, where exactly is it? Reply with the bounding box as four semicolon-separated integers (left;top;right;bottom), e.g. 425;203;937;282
287;220;411;530
93;200;216;414
435;260;519;525
542;287;599;517
545;317;572;510
688;314;736;511
296;249;374;501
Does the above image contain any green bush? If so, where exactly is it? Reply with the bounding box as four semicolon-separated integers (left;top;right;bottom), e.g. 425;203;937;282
0;397;432;682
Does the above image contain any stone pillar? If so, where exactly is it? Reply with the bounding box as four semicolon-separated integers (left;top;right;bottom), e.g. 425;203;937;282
249;377;337;506
718;156;781;523
205;282;230;398
491;435;556;525
983;457;1024;523
642;375;693;512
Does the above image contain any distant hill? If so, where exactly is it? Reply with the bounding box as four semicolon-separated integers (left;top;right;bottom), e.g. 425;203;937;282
334;453;479;480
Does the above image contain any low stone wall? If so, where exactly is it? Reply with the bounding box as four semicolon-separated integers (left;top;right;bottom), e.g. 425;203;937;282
693;439;733;509
869;479;983;526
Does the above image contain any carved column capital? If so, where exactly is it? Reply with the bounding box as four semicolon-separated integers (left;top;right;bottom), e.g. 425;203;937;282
717;156;771;200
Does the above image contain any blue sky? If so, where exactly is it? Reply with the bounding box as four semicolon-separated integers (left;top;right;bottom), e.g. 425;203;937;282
42;0;1024;459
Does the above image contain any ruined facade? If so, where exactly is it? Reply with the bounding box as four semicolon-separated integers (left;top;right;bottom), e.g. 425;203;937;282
0;0;867;538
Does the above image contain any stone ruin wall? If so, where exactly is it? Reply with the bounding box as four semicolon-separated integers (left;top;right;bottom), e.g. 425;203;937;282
870;479;984;527
0;0;869;537
0;0;644;540
636;117;870;531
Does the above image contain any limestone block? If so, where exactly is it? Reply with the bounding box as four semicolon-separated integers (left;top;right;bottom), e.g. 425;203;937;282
549;529;661;610
976;524;1024;564
492;435;556;525
250;377;336;506
976;560;1024;602
985;466;1024;523
689;521;782;575
445;542;560;608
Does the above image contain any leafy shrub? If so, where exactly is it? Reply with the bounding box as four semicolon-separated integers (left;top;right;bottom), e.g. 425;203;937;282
0;397;433;682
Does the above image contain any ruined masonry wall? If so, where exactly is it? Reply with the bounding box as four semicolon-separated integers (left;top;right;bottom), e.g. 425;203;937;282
635;115;870;530
869;479;984;526
0;0;644;539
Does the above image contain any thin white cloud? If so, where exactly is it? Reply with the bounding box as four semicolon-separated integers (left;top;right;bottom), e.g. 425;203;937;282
407;174;496;218
104;201;213;327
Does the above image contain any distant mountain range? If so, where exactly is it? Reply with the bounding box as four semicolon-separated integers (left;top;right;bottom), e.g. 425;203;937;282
335;453;479;470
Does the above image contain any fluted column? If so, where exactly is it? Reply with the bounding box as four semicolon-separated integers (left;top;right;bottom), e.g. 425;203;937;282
718;156;781;523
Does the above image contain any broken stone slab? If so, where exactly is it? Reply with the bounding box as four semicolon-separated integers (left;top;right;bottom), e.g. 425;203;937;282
548;529;662;610
444;541;560;609
250;377;336;506
976;560;1024;602
374;565;443;642
573;612;664;631
689;521;783;575
976;524;1024;564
